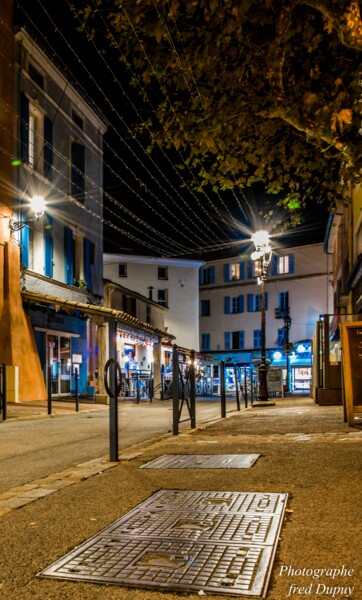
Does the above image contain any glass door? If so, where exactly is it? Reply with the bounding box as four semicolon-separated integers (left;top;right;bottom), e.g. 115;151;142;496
47;334;72;395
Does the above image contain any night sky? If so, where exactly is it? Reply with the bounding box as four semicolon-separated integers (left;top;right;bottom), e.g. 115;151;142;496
15;1;330;260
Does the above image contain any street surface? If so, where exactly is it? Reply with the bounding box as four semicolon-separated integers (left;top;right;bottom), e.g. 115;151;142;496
0;397;240;493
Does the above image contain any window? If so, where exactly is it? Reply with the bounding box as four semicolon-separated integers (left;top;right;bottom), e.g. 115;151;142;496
200;266;215;285
158;289;168;307
224;262;245;282
201;299;210;316
272;254;295;275
253;329;262;349
20;94;52;177
225;295;244;314
71;142;85;202
158;266;168;279
225;331;245;350
84;238;95;290
247;293;268;312
44;215;53;278
201;333;210;352
64;226;74;285
28;63;44;88
146;305;151;324
278;291;289;309
72;111;83;129
277;328;285;347
119;263;127;277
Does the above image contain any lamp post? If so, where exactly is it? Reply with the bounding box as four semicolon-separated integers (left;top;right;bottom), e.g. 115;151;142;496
251;230;272;401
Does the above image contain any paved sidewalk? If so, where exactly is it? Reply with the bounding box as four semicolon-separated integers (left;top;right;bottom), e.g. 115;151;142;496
0;396;361;599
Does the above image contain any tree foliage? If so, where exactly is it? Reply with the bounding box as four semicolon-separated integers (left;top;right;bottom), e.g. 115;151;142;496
79;0;362;214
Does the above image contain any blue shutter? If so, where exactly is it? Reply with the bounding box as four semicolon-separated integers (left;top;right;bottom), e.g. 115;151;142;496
225;331;231;350
44;216;53;278
71;142;85;201
44;116;53;180
64;226;74;284
224;264;231;282
224;296;231;314
20;93;29;163
239;295;244;313
21;225;29;269
247;294;254;312
272;254;278;275
209;266;215;284
239;331;245;350
239;262;245;280
199;269;203;285
265;292;268;310
84;238;92;291
247;260;253;279
289;254;295;273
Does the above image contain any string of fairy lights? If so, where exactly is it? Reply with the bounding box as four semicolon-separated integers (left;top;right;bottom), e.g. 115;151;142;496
10;0;259;257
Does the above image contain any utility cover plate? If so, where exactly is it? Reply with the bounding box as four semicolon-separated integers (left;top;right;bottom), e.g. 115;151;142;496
38;489;288;597
141;454;260;469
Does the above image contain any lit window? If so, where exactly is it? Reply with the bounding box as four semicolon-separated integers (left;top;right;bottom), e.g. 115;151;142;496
278;256;289;274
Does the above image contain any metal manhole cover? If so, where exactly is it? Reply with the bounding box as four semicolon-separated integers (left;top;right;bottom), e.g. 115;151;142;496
38;489;288;597
141;454;260;469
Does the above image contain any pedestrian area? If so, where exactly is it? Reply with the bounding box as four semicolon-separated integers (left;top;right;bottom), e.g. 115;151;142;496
0;396;361;600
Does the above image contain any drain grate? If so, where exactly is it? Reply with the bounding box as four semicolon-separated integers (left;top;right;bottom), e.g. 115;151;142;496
141;454;260;469
38;490;288;597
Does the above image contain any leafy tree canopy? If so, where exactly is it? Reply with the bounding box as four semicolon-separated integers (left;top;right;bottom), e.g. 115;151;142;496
78;0;362;218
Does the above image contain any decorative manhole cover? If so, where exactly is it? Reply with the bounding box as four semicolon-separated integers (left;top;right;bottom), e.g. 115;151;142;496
141;454;260;469
38;489;288;597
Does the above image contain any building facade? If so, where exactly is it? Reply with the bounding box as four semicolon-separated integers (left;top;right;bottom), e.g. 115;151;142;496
103;254;204;352
199;243;333;392
12;28;107;397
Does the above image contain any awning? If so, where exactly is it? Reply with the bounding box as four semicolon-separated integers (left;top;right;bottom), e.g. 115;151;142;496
22;290;175;343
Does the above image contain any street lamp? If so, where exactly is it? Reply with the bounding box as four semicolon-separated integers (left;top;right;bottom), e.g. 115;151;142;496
251;230;272;401
9;195;45;232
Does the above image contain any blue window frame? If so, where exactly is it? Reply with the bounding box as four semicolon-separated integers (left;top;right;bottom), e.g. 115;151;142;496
253;329;262;349
20;224;30;269
201;299;210;316
272;255;295;275
44;116;53;180
44;215;53;278
64;226;74;284
277;328;285;347
201;333;210;351
224;262;245;282
71;142;85;202
225;295;244;314
278;291;289;309
199;266;215;285
247;293;268;312
225;331;231;350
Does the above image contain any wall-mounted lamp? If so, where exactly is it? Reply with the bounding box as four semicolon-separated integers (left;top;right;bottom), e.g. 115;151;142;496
10;195;45;232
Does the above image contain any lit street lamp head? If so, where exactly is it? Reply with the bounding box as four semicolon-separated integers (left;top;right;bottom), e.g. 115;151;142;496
10;195;45;232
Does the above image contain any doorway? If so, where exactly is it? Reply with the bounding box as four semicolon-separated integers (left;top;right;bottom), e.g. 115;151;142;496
47;334;72;395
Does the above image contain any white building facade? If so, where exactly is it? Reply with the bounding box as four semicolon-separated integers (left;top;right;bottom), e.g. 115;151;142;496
14;29;107;396
103;254;204;352
199;243;333;392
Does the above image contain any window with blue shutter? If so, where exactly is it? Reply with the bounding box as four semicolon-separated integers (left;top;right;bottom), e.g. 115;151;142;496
64;226;74;284
224;264;231;282
253;329;262;349
200;266;215;285
247;260;253;279
239;262;245;280
239;331;245;350
20;93;29;163
278;291;289;309
289;254;295;273
209;266;215;284
247;294;254;312
201;333;210;351
224;296;231;314
277;328;285;347
84;238;92;290
201;299;210;316
225;331;231;350
44;116;53;180
238;295;244;313
271;254;278;276
71;142;85;202
21;224;29;269
44;216;53;278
